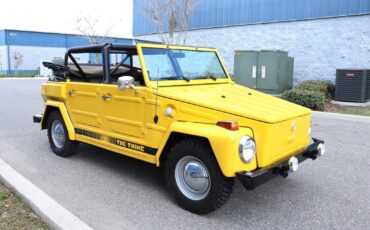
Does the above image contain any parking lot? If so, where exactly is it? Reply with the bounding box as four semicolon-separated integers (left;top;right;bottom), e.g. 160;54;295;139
0;78;369;229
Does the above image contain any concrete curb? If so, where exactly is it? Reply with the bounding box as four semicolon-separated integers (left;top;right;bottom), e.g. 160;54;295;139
331;100;370;107
0;159;93;230
312;111;370;123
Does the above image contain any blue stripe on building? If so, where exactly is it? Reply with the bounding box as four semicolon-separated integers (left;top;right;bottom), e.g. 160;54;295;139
0;30;6;45
133;0;370;35
0;29;133;75
0;29;133;47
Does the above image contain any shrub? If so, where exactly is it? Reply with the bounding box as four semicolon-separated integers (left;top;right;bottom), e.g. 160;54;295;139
295;80;335;100
282;89;326;110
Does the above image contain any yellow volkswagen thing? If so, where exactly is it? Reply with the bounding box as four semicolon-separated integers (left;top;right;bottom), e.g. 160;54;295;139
34;43;325;214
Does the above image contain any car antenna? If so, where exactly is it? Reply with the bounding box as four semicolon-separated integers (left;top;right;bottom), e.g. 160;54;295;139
154;67;159;124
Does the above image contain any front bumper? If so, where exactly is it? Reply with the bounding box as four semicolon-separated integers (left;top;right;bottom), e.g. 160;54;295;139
236;138;324;190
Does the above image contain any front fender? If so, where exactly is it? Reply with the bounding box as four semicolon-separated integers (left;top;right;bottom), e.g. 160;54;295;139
156;122;257;177
41;100;75;140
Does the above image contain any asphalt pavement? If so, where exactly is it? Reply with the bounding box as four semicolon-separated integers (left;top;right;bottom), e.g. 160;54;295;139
0;78;369;230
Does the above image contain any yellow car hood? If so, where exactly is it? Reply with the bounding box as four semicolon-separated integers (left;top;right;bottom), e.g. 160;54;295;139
158;83;311;123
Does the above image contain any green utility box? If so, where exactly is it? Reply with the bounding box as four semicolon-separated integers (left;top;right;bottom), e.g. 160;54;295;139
233;50;294;94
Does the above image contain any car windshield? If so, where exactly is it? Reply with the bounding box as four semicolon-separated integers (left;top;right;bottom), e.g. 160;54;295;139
141;48;227;81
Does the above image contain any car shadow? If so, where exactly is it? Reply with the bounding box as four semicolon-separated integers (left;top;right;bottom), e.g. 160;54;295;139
72;143;167;193
69;142;324;221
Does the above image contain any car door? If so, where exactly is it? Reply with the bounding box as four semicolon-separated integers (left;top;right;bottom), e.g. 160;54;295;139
99;83;157;160
65;81;102;129
100;84;146;139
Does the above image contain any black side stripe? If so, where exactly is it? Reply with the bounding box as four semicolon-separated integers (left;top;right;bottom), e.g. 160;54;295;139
75;128;157;155
75;128;102;140
108;137;157;155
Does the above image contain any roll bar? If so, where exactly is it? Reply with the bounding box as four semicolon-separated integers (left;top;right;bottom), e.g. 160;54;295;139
64;43;138;83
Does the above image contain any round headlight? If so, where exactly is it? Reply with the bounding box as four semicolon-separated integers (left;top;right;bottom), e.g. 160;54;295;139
239;136;256;163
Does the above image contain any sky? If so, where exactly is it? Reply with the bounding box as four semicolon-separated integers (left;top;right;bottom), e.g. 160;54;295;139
0;0;133;38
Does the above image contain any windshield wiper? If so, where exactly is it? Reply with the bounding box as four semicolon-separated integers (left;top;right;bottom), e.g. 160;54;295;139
158;76;190;82
182;76;190;82
159;76;181;80
193;76;217;81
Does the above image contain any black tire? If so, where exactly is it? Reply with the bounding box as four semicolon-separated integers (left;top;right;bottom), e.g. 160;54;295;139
164;139;234;214
47;110;78;157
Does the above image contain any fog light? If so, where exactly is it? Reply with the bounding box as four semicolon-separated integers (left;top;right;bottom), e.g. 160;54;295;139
317;143;325;156
288;157;299;172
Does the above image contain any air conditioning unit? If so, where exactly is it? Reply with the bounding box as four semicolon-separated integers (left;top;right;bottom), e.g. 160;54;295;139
335;69;370;103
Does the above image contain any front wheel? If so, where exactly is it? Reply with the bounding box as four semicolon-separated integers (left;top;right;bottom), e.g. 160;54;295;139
47;110;78;157
165;139;234;214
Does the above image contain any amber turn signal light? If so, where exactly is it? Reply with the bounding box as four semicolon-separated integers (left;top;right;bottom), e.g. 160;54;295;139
216;120;239;131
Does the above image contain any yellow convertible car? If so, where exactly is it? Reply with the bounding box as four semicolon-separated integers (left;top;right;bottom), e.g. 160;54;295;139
34;43;325;214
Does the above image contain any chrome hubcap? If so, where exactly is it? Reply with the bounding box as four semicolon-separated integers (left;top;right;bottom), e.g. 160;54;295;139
175;156;210;200
51;120;65;148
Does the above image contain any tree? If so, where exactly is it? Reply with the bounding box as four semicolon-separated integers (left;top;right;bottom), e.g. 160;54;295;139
12;51;23;74
138;0;198;45
74;15;113;64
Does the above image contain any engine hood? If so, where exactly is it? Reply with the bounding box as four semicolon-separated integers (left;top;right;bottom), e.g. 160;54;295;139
158;83;311;123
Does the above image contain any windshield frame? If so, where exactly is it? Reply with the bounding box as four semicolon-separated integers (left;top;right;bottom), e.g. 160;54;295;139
136;43;232;87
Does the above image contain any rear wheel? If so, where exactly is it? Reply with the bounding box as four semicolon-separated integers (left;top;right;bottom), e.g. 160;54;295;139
47;111;78;157
165;139;234;214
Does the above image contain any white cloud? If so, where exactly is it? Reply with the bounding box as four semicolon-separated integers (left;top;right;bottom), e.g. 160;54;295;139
0;0;133;38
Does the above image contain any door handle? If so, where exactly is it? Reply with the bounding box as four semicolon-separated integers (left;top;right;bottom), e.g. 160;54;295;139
102;94;112;100
68;90;76;96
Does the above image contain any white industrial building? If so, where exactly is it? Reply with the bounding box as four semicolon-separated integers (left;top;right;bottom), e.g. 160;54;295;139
0;29;133;75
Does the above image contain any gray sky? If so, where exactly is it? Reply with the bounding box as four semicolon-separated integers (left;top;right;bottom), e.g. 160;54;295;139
0;0;133;38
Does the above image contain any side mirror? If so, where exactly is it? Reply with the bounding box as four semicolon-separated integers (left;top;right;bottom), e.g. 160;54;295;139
117;76;138;93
